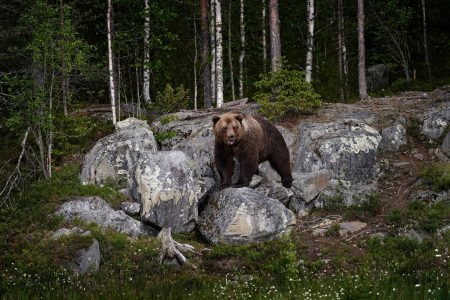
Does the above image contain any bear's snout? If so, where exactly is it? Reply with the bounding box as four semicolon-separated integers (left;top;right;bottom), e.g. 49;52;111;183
226;135;236;145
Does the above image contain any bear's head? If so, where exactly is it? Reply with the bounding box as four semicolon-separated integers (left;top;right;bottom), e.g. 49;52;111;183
212;112;244;145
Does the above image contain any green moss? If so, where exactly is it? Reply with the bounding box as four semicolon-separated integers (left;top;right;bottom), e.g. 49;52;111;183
324;224;341;237
160;114;177;125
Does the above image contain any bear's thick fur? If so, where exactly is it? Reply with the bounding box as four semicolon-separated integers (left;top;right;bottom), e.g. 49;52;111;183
212;111;293;188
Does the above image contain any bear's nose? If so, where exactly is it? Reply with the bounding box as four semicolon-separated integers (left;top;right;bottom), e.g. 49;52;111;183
228;134;235;138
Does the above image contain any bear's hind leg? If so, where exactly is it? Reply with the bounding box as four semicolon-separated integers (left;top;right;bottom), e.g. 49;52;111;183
268;154;293;188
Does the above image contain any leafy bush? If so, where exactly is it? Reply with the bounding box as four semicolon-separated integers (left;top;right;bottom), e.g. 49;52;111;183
154;130;177;143
420;163;450;192
253;62;321;121
148;84;190;113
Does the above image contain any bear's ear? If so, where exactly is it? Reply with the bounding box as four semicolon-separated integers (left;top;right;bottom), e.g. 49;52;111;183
235;113;244;123
212;115;220;125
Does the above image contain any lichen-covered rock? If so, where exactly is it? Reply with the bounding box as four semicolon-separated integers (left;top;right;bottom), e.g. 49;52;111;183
315;179;377;207
441;132;450;157
194;177;216;204
135;151;197;233
291;170;332;203
379;124;407;152
421;108;450;140
198;187;296;244
121;201;141;216
153;117;216;178
51;227;90;239
80;118;157;189
56;196;156;237
293;119;382;184
255;182;294;206
69;239;101;275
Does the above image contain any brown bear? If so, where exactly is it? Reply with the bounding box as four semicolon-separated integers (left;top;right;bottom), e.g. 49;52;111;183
212;111;293;189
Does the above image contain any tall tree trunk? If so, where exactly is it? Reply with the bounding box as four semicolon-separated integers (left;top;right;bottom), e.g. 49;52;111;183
421;0;431;81
337;0;348;101
305;0;314;82
200;0;212;108
215;0;224;107
143;0;151;103
193;2;198;110
135;48;141;118
107;0;117;124
262;0;267;72
269;0;281;72
210;0;216;105
60;0;68;116
357;0;368;100
228;0;235;101
238;0;245;98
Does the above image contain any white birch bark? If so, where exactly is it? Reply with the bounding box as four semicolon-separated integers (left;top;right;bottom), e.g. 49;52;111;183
238;0;245;98
305;0;314;83
194;5;198;110
421;0;431;81
210;0;216;104
215;0;224;108
107;0;117;124
143;0;151;103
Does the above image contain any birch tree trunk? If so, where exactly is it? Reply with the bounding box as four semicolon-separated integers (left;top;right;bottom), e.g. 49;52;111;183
305;0;314;82
269;0;281;72
262;0;267;72
143;0;151;103
60;0;68;116
215;0;224;108
357;0;368;100
107;0;117;124
228;0;235;101
193;4;198;110
337;0;348;101
238;0;245;98
210;0;216;105
421;0;431;81
200;0;212;108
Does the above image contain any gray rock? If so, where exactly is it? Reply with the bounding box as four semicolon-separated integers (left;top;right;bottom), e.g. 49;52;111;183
421;108;450;140
121;202;141;216
367;64;389;91
379;124;407;152
56;196;156;237
70;239;101;275
153;116;216;178
338;221;367;237
51;227;89;239
402;229;425;244
293;119;382;184
291;170;332;203
249;175;263;188
258;161;282;183
255;182;294;207
315;179;377;207
198;187;296;244
135;151;197;233
80;118;157;190
441;132;450;157
194;177;216;204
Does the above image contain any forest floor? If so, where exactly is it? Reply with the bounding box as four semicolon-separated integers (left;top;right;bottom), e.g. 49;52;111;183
0;89;449;299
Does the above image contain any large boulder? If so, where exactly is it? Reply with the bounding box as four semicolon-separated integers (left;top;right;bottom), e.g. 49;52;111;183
367;64;389;91
135;151;198;233
315;179;377;207
153;116;215;178
80;118;157;190
289;170;332;213
421;108;450;140
441;132;450;157
293;119;382;184
56;196;156;237
198;187;296;244
379;124;407;152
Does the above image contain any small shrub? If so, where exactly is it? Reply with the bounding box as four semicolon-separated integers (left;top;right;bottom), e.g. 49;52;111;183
160;114;177;125
420;163;450;192
148;84;190;113
407;200;449;233
325;224;341;237
253;61;321;121
386;209;403;225
154;130;177;143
